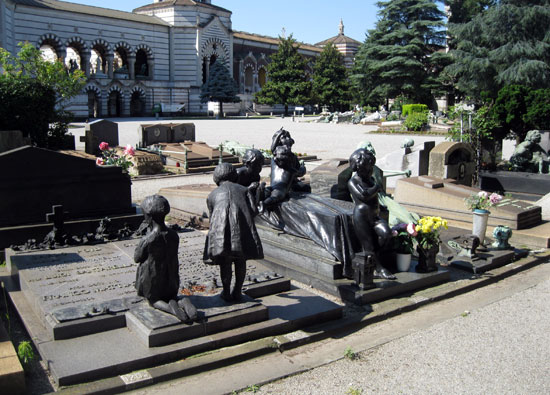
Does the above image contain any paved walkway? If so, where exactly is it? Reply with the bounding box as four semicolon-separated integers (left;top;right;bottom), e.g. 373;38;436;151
130;262;550;395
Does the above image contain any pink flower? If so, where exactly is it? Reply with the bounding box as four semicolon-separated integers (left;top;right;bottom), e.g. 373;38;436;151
489;193;502;204
406;223;418;237
392;230;398;237
99;142;109;151
124;144;135;156
477;191;488;199
96;157;104;165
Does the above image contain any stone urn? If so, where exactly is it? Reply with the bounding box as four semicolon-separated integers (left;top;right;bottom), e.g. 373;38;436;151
416;245;439;273
472;209;490;245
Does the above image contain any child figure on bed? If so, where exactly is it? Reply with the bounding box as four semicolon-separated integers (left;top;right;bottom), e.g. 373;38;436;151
348;148;395;280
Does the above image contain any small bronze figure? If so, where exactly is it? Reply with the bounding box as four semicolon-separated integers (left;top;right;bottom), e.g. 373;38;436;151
237;148;265;187
135;195;197;322
348;148;394;280
204;163;263;302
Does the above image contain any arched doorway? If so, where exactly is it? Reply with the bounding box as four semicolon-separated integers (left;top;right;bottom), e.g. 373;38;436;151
135;49;149;79
108;91;122;117
258;67;267;88
87;90;100;118
130;90;145;116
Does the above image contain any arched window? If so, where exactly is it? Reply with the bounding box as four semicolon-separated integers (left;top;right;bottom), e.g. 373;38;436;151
258;68;267;88
135;49;149;78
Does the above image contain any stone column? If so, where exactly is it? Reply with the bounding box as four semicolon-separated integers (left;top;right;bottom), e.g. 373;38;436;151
106;53;114;79
81;50;91;77
147;59;154;80
239;60;244;94
253;70;259;92
122;91;130;116
127;54;136;80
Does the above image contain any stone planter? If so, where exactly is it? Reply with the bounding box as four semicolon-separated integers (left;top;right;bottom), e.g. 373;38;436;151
472;209;490;245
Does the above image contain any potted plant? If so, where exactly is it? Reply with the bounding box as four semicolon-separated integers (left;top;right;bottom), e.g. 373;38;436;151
464;191;502;244
391;223;417;272
414;216;448;273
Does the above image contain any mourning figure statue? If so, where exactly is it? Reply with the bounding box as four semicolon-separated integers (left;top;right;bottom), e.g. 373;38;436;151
237;148;265;187
135;195;197;322
270;128;310;193
348;148;395;279
510;130;549;174
259;145;298;212
204;163;264;302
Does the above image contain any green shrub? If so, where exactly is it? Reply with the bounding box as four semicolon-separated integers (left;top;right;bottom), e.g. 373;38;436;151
386;113;400;121
390;95;410;112
404;111;428;131
402;104;428;117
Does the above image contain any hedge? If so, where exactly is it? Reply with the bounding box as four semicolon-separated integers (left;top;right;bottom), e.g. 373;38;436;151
402;104;428;117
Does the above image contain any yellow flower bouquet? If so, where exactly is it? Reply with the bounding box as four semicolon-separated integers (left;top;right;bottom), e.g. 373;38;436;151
415;216;448;251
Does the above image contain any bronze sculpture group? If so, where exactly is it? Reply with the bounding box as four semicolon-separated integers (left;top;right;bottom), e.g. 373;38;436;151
134;128;419;316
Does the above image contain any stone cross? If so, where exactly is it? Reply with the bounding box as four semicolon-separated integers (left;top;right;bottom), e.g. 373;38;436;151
46;205;66;244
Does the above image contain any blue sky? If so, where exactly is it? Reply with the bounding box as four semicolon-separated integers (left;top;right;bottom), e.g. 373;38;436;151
67;0;381;44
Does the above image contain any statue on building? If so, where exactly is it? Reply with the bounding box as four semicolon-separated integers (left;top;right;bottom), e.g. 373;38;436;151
134;195;197;323
203;163;263;302
509;130;549;173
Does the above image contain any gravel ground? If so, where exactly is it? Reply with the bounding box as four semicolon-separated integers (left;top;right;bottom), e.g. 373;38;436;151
257;276;550;395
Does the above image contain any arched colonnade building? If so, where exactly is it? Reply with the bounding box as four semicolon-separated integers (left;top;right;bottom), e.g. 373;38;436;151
0;0;360;117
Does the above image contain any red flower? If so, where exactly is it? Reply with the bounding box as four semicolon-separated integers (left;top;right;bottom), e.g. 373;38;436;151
99;142;109;151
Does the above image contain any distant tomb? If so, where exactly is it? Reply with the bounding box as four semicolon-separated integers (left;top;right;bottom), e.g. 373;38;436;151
428;142;475;187
140;123;196;147
80;119;119;156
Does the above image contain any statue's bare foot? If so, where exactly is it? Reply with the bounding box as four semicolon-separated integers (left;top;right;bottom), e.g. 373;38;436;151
179;297;198;321
169;299;190;322
373;264;396;280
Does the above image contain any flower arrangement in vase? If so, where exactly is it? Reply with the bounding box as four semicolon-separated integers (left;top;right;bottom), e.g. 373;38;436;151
96;142;135;172
464;191;502;212
414;216;448;273
464;191;502;244
391;222;417;272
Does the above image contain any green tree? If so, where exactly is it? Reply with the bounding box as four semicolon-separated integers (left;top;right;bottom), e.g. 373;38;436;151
445;0;550;101
524;88;550;131
200;59;240;117
255;34;311;115
311;43;352;112
0;42;86;148
445;0;496;24
0;42;86;105
352;0;448;107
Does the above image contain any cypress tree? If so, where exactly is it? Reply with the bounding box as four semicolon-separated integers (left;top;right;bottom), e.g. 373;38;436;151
255;34;311;115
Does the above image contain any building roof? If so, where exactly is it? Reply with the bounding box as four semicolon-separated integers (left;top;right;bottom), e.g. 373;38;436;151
315;33;361;47
133;0;231;14
233;31;322;53
11;0;170;25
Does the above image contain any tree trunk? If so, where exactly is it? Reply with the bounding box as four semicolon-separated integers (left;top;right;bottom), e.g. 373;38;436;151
284;104;288;116
219;101;224;118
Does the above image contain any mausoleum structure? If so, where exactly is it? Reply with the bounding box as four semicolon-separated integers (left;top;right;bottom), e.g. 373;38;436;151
0;0;357;117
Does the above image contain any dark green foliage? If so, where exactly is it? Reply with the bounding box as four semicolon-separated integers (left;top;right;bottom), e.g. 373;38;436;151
404;111;429;131
255;34;311;115
446;0;550;101
524;88;550;131
0;78;56;147
491;85;530;141
200;59;240;116
311;43;352;111
445;0;496;24
351;0;449;107
402;104;429;117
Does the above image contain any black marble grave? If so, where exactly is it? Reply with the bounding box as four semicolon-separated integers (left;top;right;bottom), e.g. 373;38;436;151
80;119;119;155
0;146;135;228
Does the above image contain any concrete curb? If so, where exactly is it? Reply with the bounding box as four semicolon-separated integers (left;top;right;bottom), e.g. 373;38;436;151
55;251;549;394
